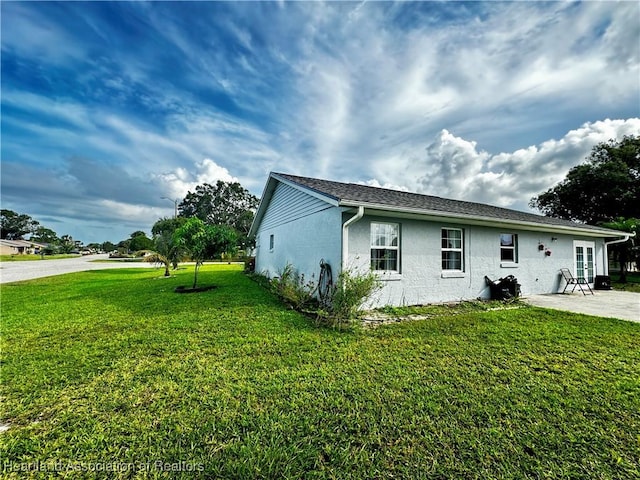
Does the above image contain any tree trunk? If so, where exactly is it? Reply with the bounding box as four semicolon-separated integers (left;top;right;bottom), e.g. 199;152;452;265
619;249;628;284
192;262;200;289
164;264;170;277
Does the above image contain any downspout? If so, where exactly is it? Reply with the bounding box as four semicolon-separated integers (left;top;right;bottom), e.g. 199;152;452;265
342;206;365;271
603;232;635;276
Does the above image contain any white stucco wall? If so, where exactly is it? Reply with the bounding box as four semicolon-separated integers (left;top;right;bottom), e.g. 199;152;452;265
253;183;609;308
254;183;342;287
346;215;607;307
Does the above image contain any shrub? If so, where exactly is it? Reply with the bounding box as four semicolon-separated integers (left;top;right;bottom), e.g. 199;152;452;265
255;264;381;329
270;264;318;310
319;268;381;328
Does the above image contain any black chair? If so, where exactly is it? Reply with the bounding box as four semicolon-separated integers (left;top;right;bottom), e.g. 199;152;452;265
560;268;593;295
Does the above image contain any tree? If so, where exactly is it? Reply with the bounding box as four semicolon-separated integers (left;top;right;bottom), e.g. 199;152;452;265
601;218;639;284
101;241;116;253
178;181;259;246
1;210;40;240
128;231;154;252
530;135;640;224
58;235;77;254
174;217;237;289
30;226;59;244
146;217;188;276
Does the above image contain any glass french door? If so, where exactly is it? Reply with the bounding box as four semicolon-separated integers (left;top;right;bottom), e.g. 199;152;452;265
574;241;595;283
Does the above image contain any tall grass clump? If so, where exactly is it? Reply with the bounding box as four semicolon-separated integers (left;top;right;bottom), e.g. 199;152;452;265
319;268;381;328
269;263;318;310
258;265;381;328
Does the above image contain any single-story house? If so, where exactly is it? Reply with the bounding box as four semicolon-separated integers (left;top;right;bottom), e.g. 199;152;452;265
0;239;45;256
249;172;631;307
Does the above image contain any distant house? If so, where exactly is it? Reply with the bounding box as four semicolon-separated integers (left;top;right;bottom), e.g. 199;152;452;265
249;173;629;307
0;239;45;256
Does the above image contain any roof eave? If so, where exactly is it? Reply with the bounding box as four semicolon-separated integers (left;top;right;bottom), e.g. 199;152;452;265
339;201;621;237
248;172;340;239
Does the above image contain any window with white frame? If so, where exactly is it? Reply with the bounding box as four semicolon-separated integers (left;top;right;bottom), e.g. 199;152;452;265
370;222;399;272
441;228;463;271
500;233;518;262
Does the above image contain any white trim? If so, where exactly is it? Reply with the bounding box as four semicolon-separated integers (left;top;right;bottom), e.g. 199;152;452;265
342;206;364;270
573;240;596;285
441;227;464;272
441;272;467;278
604;232;635;276
338;201;620;237
272;173;340;207
370;221;400;273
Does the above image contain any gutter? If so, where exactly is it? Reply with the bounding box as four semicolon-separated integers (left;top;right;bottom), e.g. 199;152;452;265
338;200;621;237
603;232;636;276
342;206;364;271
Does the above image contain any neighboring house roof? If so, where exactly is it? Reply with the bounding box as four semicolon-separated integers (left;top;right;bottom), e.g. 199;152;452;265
250;172;624;238
0;239;46;249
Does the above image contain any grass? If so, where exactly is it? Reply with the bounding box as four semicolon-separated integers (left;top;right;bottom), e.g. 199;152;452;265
0;254;81;262
611;271;640;293
1;265;639;479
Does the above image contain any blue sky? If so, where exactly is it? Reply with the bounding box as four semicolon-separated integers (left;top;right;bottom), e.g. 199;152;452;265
2;1;639;244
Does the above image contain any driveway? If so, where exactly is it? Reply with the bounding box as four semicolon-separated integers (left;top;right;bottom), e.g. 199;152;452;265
524;290;640;323
0;254;157;284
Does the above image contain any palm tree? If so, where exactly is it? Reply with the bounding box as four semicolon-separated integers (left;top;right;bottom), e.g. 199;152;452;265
144;251;172;276
144;227;185;276
145;217;188;276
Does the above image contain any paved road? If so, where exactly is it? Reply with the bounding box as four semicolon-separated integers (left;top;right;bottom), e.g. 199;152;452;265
0;254;157;284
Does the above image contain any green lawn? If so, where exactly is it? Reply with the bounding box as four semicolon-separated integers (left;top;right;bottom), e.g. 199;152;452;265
1;265;639;479
611;271;640;293
0;254;81;262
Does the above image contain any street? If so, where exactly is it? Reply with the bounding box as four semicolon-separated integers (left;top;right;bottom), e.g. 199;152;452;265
0;254;157;284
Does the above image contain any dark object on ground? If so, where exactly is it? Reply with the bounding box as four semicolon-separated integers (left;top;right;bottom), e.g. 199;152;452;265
245;257;256;273
485;275;521;300
174;285;217;293
594;275;612;290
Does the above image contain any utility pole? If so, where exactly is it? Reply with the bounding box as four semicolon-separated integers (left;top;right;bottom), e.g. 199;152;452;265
161;197;178;219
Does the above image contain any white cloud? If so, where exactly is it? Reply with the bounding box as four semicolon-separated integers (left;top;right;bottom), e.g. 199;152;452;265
156;159;238;199
97;199;169;226
3;2;638;242
377;118;640;211
276;1;639;180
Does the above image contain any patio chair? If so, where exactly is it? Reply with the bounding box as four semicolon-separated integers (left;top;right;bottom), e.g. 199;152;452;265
560;268;593;295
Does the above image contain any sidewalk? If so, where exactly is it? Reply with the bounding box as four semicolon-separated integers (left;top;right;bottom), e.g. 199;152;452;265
524;290;640;323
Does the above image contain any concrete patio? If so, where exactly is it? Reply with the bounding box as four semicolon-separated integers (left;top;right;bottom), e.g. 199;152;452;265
524;290;640;323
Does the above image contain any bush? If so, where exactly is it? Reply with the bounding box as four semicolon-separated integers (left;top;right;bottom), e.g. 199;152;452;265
319;268;381;328
270;264;318;310
255;264;381;329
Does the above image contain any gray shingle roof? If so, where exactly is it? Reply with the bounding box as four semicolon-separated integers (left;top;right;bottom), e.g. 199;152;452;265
274;172;621;235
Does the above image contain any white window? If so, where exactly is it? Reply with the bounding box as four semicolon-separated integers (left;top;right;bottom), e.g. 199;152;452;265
442;228;463;271
370;222;399;272
500;233;518;262
269;234;274;251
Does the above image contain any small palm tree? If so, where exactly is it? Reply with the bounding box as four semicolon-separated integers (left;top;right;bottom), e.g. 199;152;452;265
144;228;185;277
144;251;172;277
